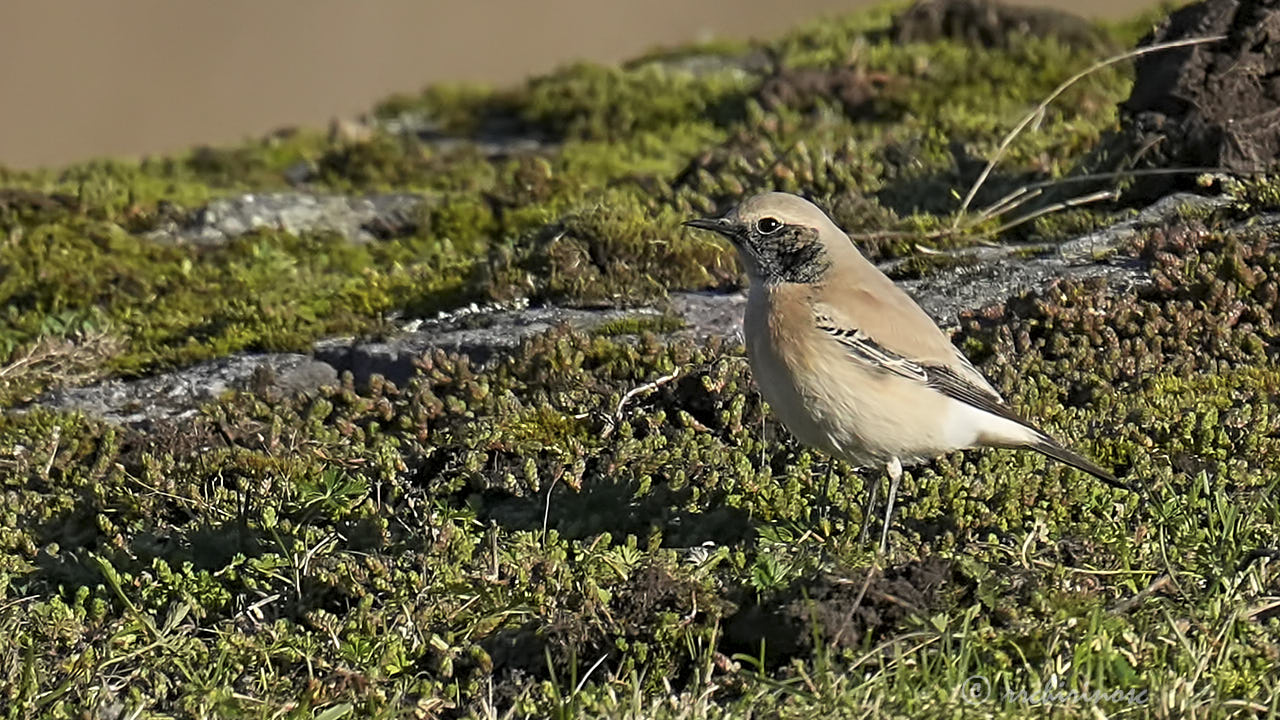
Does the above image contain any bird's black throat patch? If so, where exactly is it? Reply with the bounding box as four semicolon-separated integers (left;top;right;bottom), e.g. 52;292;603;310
746;224;830;284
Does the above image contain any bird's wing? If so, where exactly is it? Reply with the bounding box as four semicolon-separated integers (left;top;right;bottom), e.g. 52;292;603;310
814;322;929;383
813;304;1026;427
814;274;1000;383
808;268;1122;486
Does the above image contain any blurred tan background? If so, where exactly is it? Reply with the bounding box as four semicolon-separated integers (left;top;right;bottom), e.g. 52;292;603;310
0;0;1157;170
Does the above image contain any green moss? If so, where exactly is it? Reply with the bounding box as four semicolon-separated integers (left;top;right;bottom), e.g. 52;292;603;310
0;218;479;376
517;62;753;142
1224;174;1280;215
486;190;738;306
2;132;330;217
885;251;982;280
372;82;501;135
590;314;685;337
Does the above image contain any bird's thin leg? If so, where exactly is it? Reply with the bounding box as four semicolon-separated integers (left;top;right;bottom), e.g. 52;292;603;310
818;461;835;524
879;457;903;554
858;473;881;545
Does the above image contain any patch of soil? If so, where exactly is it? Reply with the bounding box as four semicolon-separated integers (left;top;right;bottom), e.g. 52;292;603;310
755;67;897;120
483;563;706;677
890;0;1107;49
0;188;79;226
116;415;226;470
612;563;702;634
1114;0;1280;198
724;557;957;662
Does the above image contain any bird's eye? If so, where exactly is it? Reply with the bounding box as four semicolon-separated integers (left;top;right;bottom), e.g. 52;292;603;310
756;217;782;234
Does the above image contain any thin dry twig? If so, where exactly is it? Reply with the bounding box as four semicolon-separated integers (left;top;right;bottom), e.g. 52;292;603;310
1245;599;1280;622
0;330;123;401
985;187;1121;237
614;368;681;422
541;465;565;544
971;187;1043;227
847;165;1240;244
954;34;1227;224
831;560;880;648
1109;573;1174;614
600;367;682;439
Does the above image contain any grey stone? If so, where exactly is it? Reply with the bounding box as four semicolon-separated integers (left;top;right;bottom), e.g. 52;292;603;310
373;111;554;157
666;290;748;342
893;193;1227;327
38;353;336;426
149;192;429;245
316;303;665;386
628;48;773;78
416;131;552;158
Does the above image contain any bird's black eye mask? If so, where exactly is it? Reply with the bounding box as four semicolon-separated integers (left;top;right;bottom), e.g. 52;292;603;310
744;222;830;284
683;214;830;284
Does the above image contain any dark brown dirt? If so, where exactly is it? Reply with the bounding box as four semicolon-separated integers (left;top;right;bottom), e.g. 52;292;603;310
483;562;710;678
890;0;1108;49
755;67;897;120
0;188;78;227
1115;0;1280;197
724;557;957;662
0;188;76;212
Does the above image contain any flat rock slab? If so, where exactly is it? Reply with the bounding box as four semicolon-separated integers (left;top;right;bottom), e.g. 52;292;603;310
316;304;667;384
39;353;336;426
30;193;1224;426
666;291;750;341
897;193;1226;325
314;293;753;388
150;192;430;245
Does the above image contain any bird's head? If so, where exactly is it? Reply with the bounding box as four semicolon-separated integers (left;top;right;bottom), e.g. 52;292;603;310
684;192;848;285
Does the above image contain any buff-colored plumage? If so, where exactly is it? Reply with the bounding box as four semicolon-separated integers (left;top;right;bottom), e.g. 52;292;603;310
686;192;1121;551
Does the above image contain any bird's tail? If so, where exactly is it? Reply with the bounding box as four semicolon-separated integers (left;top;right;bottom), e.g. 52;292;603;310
1028;435;1134;493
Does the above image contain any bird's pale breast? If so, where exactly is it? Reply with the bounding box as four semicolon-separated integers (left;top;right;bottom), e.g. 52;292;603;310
744;284;963;464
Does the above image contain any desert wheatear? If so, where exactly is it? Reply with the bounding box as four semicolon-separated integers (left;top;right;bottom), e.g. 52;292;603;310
686;192;1121;551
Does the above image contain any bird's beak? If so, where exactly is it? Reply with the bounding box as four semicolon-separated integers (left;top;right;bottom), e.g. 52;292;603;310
683;216;734;236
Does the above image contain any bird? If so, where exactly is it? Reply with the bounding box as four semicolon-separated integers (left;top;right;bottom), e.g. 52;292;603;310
684;191;1124;552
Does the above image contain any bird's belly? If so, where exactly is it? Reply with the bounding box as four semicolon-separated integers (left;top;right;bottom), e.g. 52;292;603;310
749;343;849;457
747;329;959;464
